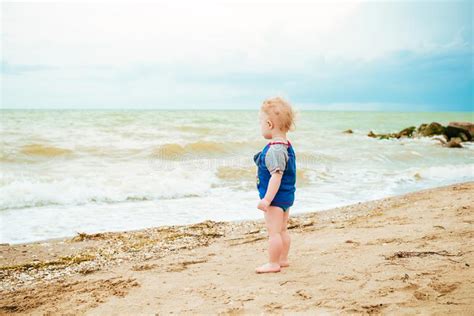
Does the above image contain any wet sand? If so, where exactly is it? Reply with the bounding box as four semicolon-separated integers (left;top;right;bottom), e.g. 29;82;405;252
1;182;473;315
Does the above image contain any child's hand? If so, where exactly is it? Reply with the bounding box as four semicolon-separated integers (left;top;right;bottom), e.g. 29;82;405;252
257;199;270;212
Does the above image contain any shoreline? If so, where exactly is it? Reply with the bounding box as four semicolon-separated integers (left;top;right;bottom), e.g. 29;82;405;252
2;180;470;248
1;181;473;314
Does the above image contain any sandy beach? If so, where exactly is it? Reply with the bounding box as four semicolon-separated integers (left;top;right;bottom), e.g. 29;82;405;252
1;181;473;315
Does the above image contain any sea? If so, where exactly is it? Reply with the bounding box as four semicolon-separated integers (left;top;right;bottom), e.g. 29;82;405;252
1;109;473;244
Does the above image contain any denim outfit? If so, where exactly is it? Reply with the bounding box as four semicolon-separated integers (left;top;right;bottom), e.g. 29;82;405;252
254;141;296;211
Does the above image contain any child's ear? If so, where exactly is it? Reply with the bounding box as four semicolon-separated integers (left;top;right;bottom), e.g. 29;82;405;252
267;120;273;129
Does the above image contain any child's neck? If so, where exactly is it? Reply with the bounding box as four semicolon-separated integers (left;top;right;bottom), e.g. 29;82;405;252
270;133;288;143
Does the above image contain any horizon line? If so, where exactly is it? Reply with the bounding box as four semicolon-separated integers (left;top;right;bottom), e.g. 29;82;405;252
1;107;472;113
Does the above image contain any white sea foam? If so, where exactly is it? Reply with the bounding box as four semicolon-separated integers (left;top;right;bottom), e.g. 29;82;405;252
0;164;217;210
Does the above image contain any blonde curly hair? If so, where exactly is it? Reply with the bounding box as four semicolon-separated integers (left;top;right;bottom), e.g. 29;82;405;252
260;96;296;132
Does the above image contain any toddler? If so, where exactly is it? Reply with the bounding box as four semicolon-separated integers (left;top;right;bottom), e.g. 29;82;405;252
253;97;296;273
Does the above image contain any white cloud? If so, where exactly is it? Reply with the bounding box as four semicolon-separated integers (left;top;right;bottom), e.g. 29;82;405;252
1;0;471;109
1;1;360;70
3;1;469;70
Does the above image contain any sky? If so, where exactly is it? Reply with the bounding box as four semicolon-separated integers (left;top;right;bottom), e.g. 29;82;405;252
1;0;473;111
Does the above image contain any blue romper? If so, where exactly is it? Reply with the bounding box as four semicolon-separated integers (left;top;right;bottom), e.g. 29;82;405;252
253;141;296;212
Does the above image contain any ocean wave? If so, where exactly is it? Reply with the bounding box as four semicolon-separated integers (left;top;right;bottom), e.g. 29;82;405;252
151;140;263;160
297;152;341;165
216;166;256;181
0;167;216;211
413;163;474;182
215;165;312;186
362;163;474;191
175;126;213;134
20;144;73;157
1;143;145;163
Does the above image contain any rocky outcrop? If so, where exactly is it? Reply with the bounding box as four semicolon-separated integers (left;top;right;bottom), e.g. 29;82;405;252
367;126;416;140
446;122;472;141
448;121;474;138
432;136;464;148
398;126;416;138
364;121;473;148
417;122;446;137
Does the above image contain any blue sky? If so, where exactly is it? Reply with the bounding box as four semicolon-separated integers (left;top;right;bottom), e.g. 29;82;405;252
1;0;472;111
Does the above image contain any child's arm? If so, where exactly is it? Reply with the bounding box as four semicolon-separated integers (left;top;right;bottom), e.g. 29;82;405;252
257;172;282;211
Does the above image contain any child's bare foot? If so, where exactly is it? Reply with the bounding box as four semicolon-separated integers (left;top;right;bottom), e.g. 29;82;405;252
255;262;281;273
279;259;289;267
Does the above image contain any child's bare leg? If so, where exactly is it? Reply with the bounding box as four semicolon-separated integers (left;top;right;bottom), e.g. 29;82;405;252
255;206;284;273
280;208;291;267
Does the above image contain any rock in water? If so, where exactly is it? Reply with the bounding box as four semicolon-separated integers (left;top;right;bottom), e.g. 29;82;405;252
432;136;463;148
446;122;473;141
397;126;416;138
417;122;446;137
368;121;472;147
432;135;448;144
459;132;469;142
446;138;463;148
417;123;427;134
